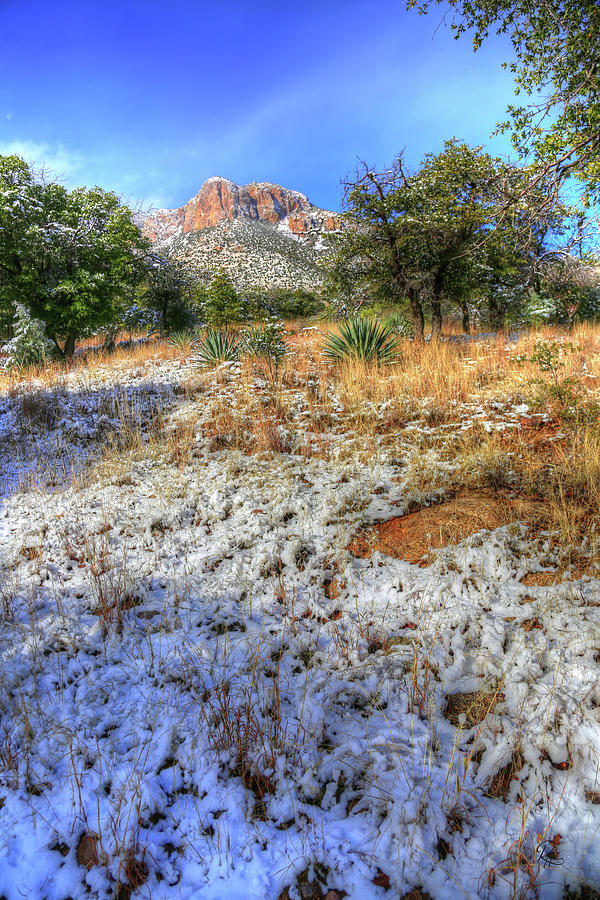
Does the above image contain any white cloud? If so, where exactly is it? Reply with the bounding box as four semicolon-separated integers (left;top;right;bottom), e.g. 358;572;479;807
5;113;12;121
0;139;88;183
0;139;161;211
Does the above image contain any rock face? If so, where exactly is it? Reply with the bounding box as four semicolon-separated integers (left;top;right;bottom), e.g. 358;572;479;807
144;176;341;243
143;177;342;293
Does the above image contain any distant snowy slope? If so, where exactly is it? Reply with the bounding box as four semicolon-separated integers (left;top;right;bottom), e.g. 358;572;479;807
143;177;342;292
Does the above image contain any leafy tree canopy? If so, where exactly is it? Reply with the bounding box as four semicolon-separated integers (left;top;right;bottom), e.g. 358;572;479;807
326;140;568;337
144;255;196;334
0;154;148;356
407;0;600;206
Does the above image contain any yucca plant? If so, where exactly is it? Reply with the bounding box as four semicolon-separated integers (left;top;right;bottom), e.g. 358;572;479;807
382;312;414;339
193;329;239;367
168;330;196;350
322;318;401;364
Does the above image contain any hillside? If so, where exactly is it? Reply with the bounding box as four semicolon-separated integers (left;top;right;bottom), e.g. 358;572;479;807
143;176;342;292
1;327;600;898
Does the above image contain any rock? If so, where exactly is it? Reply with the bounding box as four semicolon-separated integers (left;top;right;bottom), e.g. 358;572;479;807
142;177;343;293
76;832;99;869
144;176;341;242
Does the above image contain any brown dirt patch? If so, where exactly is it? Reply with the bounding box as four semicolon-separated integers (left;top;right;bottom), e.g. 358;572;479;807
486;749;525;802
520;571;561;586
400;891;433;900
444;689;504;729
349;491;541;564
323;576;344;600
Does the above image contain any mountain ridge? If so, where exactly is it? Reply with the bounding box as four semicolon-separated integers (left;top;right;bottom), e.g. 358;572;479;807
142;176;341;293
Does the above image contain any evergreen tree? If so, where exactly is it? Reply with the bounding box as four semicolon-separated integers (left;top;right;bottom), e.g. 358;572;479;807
1;303;53;370
204;270;244;328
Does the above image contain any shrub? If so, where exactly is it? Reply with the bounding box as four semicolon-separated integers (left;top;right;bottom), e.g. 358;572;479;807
251;287;325;320
168;330;196;351
239;318;288;381
1;303;54;370
193;329;239;367
530;339;577;385
322;317;400;364
382;311;414;338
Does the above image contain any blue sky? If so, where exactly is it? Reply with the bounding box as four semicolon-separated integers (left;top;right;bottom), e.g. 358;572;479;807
0;0;518;213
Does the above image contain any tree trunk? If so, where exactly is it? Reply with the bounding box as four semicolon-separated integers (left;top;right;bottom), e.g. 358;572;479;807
460;302;471;335
50;335;65;359
103;326;118;352
63;333;77;359
408;289;425;342
488;295;505;332
431;294;443;340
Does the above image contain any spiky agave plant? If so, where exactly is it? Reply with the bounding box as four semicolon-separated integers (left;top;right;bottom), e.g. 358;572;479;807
322;318;401;364
193;329;239;367
168;330;196;350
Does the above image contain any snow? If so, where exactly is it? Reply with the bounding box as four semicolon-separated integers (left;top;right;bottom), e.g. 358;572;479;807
0;353;598;898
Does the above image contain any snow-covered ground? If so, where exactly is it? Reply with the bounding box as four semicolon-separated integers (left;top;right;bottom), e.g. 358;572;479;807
0;351;599;899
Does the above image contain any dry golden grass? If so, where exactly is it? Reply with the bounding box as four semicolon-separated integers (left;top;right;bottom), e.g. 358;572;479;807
5;322;600;562
444;687;505;729
0;334;183;393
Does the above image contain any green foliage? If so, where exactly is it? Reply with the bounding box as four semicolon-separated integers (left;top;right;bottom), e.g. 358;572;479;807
325;141;560;339
0;155;148;357
529;339;578;385
144;256;195;334
0;155;46;333
193;329;239;367
532;255;600;326
322;318;401;364
358;302;415;337
250;287;324;320
1;303;54;370
204;271;245;327
521;292;557;326
240;317;288;382
532;377;594;426
168;330;196;350
381;311;415;338
408;0;600;204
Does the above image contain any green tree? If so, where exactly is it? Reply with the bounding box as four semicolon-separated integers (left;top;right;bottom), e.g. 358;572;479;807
326;142;517;338
0;155;49;333
326;141;566;338
407;0;600;206
324;155;429;338
1;303;54;370
255;287;324;320
533;253;600;326
0;155;148;357
204;270;245;327
144;256;195;335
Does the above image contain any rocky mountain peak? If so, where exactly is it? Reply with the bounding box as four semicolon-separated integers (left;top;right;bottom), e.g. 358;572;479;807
143;177;341;244
142;177;342;294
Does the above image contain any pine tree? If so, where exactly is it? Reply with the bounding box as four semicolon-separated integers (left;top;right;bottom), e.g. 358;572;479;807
2;303;53;370
204;271;244;328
